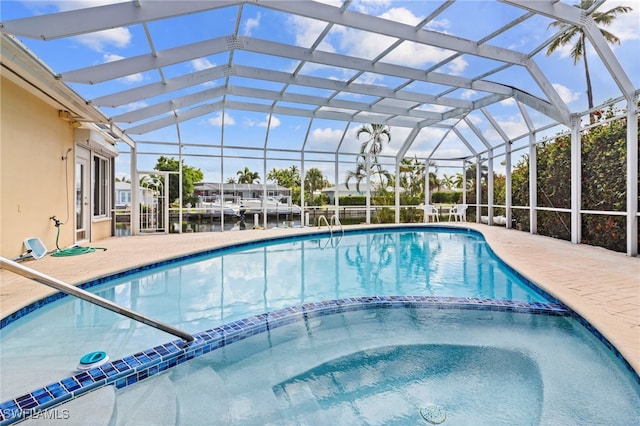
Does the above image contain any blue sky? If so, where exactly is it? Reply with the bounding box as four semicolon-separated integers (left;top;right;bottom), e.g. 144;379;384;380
2;0;639;183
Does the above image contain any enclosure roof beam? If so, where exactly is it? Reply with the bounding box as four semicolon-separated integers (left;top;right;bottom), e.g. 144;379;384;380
503;0;635;101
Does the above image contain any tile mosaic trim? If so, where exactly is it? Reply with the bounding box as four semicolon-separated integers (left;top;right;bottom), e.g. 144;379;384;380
1;296;573;424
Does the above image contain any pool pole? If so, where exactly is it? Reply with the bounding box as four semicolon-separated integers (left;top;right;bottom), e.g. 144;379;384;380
0;257;195;342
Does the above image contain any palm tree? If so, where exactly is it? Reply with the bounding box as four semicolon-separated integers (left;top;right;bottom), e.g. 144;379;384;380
304;167;326;205
356;123;391;161
442;174;455;190
546;0;632;123
346;124;393;191
399;157;419;196
398;157;439;196
349;123;391;223
236;167;260;184
345;161;368;193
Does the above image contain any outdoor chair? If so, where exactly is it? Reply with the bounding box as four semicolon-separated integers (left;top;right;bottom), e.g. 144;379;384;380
418;204;439;223
448;204;467;222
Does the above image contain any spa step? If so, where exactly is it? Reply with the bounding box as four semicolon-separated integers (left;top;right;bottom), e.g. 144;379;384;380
171;362;231;424
113;374;177;426
171;363;288;425
21;385;116;426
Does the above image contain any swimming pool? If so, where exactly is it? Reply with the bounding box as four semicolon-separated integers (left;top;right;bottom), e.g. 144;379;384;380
1;227;638;424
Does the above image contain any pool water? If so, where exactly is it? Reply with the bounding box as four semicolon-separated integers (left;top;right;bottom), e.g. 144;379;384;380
1;228;550;400
114;308;640;425
1;228;638;423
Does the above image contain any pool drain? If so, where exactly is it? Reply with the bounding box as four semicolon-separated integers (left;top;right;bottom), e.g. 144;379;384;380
420;404;446;424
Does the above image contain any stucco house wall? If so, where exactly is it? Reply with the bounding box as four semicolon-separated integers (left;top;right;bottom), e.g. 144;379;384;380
1;37;119;259
0;76;76;258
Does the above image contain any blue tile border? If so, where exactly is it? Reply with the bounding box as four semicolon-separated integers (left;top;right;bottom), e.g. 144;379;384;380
6;293;637;426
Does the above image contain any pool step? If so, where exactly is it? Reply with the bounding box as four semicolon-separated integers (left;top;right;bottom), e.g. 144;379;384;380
171;361;289;424
113;374;177;425
170;361;232;424
21;386;116;426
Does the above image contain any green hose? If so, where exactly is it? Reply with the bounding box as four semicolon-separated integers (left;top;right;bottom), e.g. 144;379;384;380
51;223;107;257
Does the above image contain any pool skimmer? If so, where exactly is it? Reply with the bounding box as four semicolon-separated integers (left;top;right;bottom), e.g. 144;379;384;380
420;404;447;424
77;351;109;371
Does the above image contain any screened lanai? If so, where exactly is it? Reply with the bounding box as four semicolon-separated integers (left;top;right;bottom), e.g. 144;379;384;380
1;0;638;255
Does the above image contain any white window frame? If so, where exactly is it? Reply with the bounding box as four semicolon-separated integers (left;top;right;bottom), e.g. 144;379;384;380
92;153;112;218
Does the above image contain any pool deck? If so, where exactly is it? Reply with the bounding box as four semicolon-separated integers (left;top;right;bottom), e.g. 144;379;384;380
1;223;638;374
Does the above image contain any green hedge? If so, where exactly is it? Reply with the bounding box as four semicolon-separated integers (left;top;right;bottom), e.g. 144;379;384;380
431;191;462;204
338;195;367;205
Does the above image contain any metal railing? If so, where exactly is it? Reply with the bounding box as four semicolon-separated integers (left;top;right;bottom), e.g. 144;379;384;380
0;257;195;342
330;214;344;236
317;215;332;235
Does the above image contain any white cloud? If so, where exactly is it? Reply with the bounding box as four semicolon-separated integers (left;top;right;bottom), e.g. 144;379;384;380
447;56;468;76
606;1;640;42
465;114;483;126
351;0;393;14
75;27;131;51
415;103;449;113
103;53;142;83
460;90;477;100
310;127;344;144
353;73;385;85
33;2;133;51
552;83;581;104
243;13;261;36
123;101;148;112
191;58;215;71
383;41;455;68
379;7;421;26
103;53;123;62
289;15;335;51
208;112;235;127
258;115;281;129
482;115;529;142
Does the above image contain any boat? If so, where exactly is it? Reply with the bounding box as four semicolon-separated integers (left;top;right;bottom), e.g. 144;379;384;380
238;197;302;215
197;197;240;217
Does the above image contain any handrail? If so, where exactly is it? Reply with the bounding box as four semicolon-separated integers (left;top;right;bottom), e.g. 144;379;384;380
317;215;333;237
0;257;195;342
315;215;343;249
330;215;344;236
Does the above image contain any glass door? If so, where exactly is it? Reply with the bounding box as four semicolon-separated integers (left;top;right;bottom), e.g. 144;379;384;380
75;146;91;242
